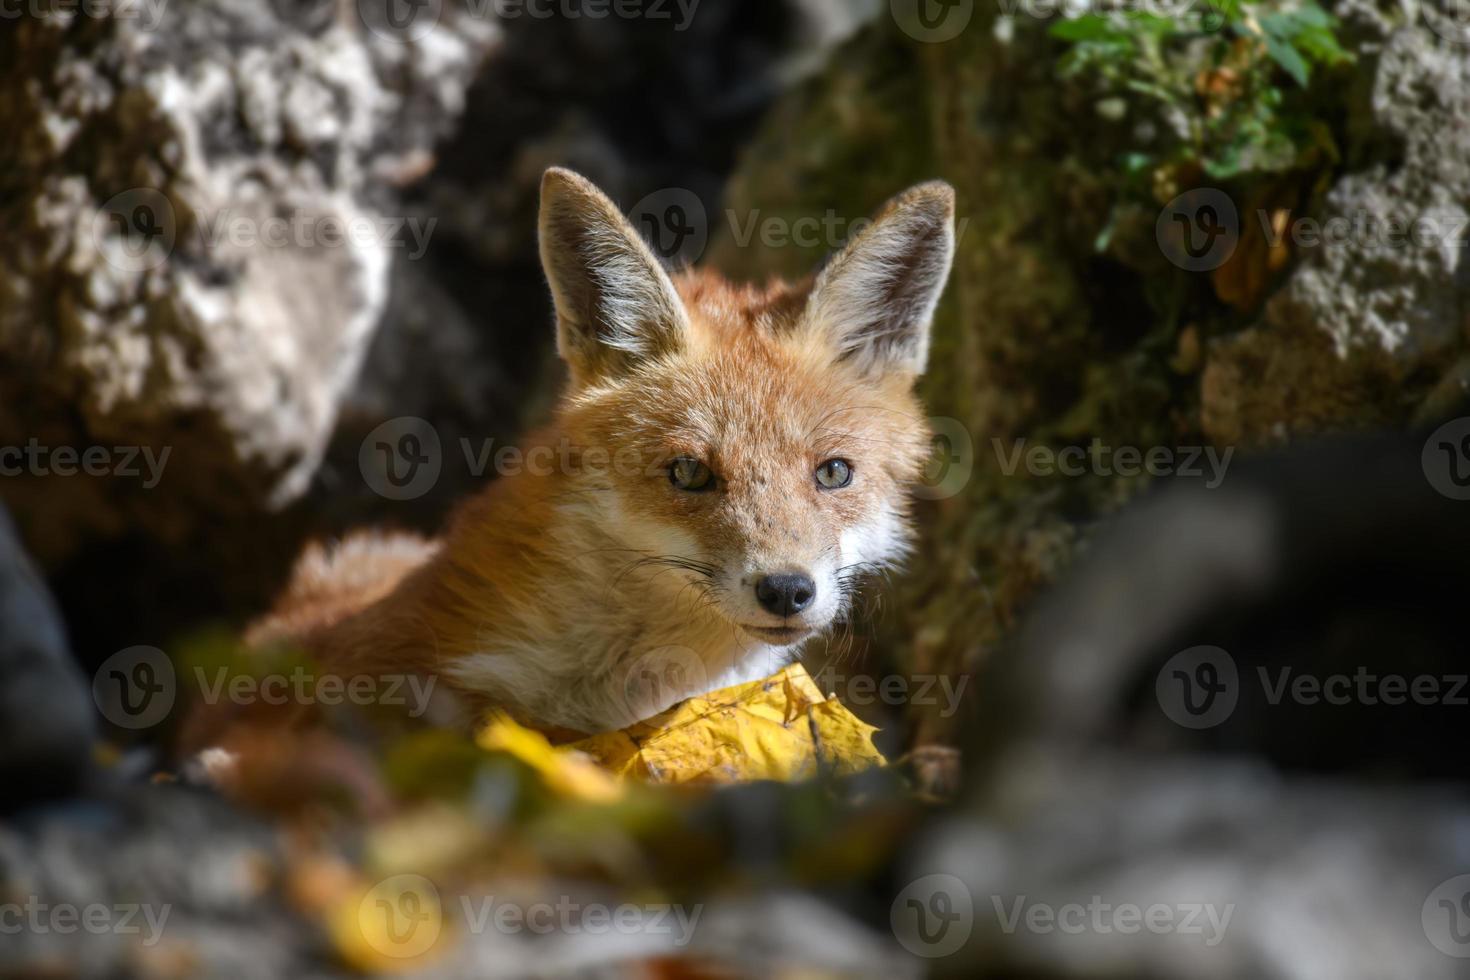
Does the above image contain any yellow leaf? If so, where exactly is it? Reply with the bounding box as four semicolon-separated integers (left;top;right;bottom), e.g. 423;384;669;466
327;873;450;974
476;714;624;802
571;664;886;785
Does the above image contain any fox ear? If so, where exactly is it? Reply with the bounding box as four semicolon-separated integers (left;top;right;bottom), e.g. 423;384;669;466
538;167;691;384
800;181;955;377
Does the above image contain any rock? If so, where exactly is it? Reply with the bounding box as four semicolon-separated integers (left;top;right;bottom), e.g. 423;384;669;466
0;784;322;977
983;432;1470;779
913;754;1470;980
902;433;1470;978
0;504;95;807
1202;8;1470;444
0;3;498;567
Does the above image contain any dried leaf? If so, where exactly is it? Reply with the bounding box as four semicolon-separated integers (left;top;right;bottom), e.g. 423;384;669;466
475;664;886;791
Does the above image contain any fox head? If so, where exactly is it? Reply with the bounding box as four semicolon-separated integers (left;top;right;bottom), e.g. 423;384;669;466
538;168;955;650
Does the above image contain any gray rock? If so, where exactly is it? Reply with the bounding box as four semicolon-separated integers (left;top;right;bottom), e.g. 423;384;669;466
917;434;1470;977
0;504;94;806
1204;8;1470;444
0;3;498;566
0;785;327;978
913;754;1470;980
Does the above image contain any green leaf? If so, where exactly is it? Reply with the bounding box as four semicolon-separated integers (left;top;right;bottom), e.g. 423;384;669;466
1120;152;1154;175
1211;0;1244;20
1287;2;1334;29
1295;25;1353;65
1127;12;1178;35
1049;14;1115;41
1264;33;1310;86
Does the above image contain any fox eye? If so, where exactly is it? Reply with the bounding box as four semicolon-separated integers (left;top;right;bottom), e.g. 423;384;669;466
669;457;715;492
815;458;853;489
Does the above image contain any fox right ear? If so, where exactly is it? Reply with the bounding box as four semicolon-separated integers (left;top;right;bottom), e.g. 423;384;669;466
538;168;691;385
799;180;955;378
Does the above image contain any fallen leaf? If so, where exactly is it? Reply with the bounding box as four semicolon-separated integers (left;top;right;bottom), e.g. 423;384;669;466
568;664;886;785
476;665;887;791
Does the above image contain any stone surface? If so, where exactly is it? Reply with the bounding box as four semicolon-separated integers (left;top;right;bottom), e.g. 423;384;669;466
1203;7;1470;444
0;504;94;806
0;3;498;566
907;434;1470;978
0;784;319;978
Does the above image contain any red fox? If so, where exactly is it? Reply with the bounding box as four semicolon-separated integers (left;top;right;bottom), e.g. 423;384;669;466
249;168;956;735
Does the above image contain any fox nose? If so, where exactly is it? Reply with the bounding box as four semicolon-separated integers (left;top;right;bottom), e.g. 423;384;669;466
754;573;816;617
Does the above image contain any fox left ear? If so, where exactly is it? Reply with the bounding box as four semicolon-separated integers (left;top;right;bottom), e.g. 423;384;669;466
538;167;692;385
800;181;955;377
